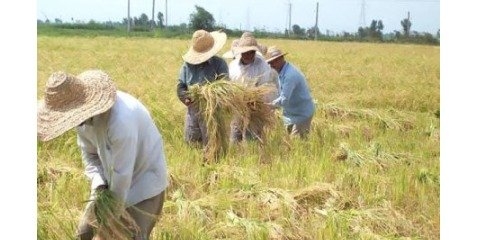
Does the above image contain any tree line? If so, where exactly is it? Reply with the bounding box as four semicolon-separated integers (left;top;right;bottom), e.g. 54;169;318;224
37;5;439;45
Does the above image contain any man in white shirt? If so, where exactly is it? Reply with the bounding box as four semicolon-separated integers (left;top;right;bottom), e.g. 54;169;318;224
37;70;169;240
228;33;279;143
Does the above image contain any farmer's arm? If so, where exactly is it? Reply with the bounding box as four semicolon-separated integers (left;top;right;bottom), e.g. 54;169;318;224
77;133;107;191
177;63;191;105
272;75;296;108
107;119;138;206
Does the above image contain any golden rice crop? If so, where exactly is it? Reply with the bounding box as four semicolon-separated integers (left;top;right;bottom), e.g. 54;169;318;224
188;79;277;163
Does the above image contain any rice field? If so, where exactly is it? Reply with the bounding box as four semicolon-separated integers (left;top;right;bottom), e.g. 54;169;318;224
37;35;440;239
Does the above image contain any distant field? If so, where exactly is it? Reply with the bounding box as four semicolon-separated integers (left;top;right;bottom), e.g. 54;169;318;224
37;35;439;239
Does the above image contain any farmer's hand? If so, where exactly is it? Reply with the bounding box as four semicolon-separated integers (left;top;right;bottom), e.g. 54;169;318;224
265;102;279;109
184;97;193;106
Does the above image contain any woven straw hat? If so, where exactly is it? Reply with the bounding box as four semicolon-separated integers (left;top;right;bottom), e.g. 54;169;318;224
232;35;259;55
37;70;117;141
241;31;254;38
183;29;227;64
257;44;268;57
265;46;288;63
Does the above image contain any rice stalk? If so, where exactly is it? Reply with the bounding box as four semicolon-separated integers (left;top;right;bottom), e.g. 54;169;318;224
334;142;413;170
188;79;277;163
88;189;140;240
321;102;415;131
293;183;340;210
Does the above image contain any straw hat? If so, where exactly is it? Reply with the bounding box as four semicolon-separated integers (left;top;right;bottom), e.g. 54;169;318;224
241;31;254;38
232;35;259;55
222;38;240;59
182;29;227;65
265;46;288;63
37;70;117;141
257;44;268;57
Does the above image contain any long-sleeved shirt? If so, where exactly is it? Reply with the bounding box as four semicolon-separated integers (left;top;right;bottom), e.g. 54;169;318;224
272;62;315;125
177;56;229;105
229;54;279;102
76;91;169;207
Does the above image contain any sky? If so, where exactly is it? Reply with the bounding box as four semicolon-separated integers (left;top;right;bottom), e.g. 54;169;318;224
37;0;440;34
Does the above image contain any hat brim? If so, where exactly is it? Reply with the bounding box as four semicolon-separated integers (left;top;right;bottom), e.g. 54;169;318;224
37;71;117;141
233;46;260;56
266;52;288;63
182;31;227;65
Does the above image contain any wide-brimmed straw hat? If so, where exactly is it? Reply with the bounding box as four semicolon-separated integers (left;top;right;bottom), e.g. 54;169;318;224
257;44;268;57
37;70;117;141
183;29;227;65
232;35;259;55
265;46;288;63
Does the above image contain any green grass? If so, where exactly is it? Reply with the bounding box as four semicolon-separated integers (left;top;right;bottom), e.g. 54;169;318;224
37;34;439;239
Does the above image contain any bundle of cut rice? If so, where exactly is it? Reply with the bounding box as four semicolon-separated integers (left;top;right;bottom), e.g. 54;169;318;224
87;189;140;240
188;79;277;162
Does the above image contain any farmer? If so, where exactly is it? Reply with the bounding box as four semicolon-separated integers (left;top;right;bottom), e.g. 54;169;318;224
222;32;267;60
177;29;229;146
228;32;279;143
37;70;169;240
265;46;315;139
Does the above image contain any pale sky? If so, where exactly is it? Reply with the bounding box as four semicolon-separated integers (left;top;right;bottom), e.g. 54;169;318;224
37;0;440;34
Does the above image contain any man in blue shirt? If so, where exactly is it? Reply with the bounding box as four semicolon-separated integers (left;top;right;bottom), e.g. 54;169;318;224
177;29;229;146
265;46;315;139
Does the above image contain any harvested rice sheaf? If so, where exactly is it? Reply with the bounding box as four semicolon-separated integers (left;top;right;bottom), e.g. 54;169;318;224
188;79;277;162
88;189;140;240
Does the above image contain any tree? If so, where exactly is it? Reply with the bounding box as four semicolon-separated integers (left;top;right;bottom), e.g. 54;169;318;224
357;20;384;40
138;13;149;26
368;19;384;39
401;18;412;37
157;12;165;28
122;17;132;26
189;5;215;31
292;24;305;37
358;27;367;39
306;26;320;39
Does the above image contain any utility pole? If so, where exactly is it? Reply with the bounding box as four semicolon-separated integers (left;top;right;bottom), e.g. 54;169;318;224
246;7;251;31
406;11;411;37
165;0;168;27
288;2;292;37
314;2;319;40
359;0;366;27
151;0;156;29
127;0;131;33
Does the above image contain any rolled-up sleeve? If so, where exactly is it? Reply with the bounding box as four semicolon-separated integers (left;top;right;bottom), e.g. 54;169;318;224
177;64;190;104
